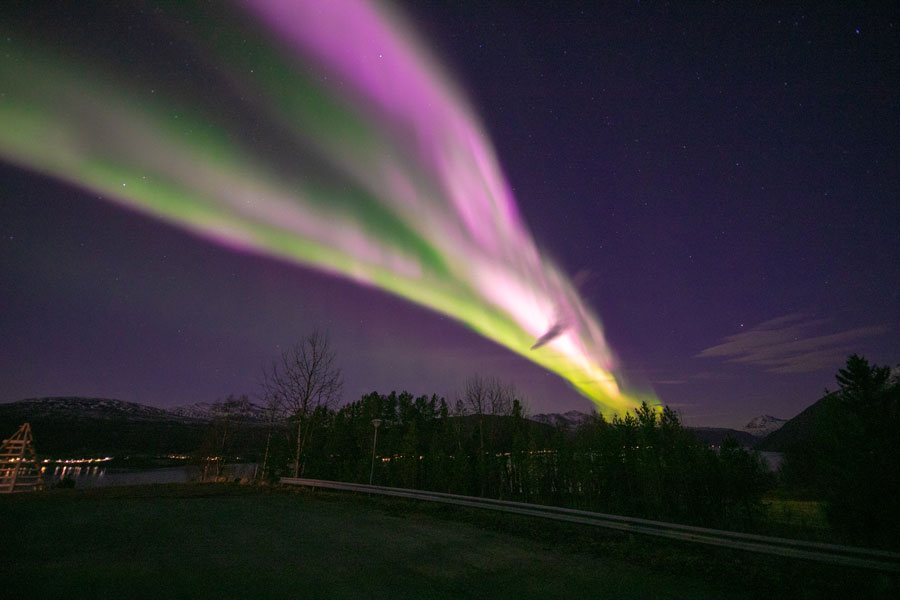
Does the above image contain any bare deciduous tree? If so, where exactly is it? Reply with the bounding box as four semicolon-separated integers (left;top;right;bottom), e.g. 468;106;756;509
462;374;517;417
461;374;518;495
206;394;252;479
261;330;343;477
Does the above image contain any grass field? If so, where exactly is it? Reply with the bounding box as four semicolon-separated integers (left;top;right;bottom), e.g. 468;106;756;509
1;483;895;599
762;497;830;533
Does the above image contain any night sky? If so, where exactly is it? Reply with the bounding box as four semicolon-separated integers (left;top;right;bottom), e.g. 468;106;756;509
2;1;898;427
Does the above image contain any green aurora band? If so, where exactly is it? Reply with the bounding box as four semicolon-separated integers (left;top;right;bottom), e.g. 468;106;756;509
0;1;651;416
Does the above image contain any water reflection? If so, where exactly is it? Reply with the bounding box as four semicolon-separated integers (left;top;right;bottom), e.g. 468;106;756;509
46;463;258;488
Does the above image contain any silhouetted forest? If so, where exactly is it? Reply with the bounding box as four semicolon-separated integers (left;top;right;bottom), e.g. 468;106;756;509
6;348;897;549
780;355;900;548
257;375;771;531
250;351;899;548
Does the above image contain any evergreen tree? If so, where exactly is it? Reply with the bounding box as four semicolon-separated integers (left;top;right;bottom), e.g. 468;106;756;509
785;355;900;547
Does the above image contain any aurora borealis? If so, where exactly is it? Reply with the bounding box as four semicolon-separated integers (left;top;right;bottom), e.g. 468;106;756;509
0;1;643;415
2;1;897;425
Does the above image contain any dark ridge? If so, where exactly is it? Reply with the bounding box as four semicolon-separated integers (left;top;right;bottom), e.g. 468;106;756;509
755;392;840;453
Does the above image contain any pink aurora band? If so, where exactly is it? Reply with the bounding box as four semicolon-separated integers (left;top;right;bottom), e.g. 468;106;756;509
0;0;649;415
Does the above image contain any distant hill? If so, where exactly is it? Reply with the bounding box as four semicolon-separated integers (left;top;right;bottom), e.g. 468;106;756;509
530;410;592;429
0;397;244;457
755;393;840;452
1;397;770;458
0;397;200;423
688;427;758;448
167;402;225;421
742;415;787;437
0;397;269;425
168;401;269;422
529;410;759;447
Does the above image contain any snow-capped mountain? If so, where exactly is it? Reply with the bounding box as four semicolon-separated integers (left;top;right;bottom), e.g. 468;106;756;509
167;402;219;420
530;410;593;429
0;397;269;424
742;415;787;437
0;397;192;422
168;401;269;422
529;409;766;447
0;397;275;456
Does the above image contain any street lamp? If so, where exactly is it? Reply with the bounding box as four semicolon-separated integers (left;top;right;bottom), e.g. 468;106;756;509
369;419;382;485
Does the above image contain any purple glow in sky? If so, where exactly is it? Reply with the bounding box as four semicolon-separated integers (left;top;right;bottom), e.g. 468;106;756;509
0;0;651;415
1;1;897;427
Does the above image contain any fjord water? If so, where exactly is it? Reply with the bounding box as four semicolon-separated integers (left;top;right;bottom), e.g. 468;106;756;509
46;463;258;488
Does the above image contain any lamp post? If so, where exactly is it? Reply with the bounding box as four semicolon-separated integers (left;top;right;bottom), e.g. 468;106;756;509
369;419;382;485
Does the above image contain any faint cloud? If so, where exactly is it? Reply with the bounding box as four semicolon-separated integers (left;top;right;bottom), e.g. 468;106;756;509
572;269;593;289
690;370;727;381
696;313;889;374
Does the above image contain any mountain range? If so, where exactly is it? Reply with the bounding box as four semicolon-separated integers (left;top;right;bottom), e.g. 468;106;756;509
168;401;270;422
0;397;268;425
754;394;837;453
1;396;790;456
742;415;788;437
530;410;593;429
531;409;785;447
0;397;267;457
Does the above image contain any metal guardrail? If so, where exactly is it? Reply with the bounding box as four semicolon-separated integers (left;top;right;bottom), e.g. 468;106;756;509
281;477;900;572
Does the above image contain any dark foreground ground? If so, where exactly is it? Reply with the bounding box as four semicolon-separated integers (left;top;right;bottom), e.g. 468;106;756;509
1;483;896;599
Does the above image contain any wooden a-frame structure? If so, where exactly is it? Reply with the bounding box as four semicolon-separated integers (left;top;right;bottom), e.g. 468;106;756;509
0;423;44;493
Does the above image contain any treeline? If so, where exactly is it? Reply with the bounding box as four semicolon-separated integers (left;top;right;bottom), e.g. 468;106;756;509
780;355;900;548
0;417;211;458
171;340;900;548
258;376;770;530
